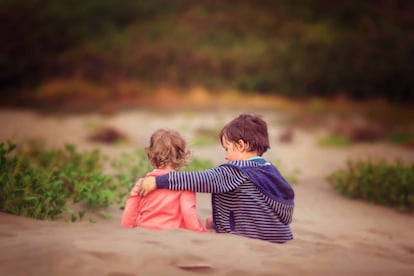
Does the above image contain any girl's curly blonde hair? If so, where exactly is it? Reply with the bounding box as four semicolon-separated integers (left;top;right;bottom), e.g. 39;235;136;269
145;128;190;170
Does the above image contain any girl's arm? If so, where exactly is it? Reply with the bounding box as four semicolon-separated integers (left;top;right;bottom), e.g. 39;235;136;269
120;195;141;227
179;192;206;232
121;179;143;227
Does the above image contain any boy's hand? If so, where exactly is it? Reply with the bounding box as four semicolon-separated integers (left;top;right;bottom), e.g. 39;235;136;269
130;179;143;196
138;176;156;197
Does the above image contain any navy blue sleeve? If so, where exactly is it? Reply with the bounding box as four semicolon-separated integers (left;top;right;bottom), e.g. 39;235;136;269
156;174;169;189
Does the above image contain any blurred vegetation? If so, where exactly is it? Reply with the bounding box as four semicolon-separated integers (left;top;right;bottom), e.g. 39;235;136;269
317;134;352;147
328;158;414;213
1;0;413;105
272;159;300;185
191;126;221;147
0;140;213;222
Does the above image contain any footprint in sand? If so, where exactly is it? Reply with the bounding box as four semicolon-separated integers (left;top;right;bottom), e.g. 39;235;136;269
107;273;136;276
0;232;16;238
190;238;209;245
143;239;169;249
400;244;414;255
87;251;122;261
172;253;214;273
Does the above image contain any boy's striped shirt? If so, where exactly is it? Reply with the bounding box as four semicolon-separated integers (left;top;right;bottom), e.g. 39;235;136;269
156;160;294;243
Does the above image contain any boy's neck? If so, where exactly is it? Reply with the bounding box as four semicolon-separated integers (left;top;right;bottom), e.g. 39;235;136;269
242;151;260;160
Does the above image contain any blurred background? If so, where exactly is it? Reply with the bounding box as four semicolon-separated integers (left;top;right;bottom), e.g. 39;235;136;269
1;0;413;110
1;0;414;235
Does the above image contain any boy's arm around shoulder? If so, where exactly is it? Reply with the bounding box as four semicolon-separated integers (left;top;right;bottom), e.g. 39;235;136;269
138;177;156;197
155;165;245;193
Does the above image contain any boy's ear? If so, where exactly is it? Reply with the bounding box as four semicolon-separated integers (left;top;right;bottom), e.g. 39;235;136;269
237;139;248;151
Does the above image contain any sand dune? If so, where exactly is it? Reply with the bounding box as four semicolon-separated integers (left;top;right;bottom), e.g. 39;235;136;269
1;108;414;275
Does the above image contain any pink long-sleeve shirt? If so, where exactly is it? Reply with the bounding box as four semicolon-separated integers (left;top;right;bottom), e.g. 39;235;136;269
121;168;206;232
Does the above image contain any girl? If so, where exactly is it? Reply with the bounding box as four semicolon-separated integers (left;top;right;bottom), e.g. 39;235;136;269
121;129;206;232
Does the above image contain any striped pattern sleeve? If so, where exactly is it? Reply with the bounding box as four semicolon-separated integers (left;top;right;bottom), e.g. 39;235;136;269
156;166;246;193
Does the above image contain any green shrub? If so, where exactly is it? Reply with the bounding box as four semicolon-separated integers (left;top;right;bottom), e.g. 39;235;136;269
0;140;216;221
0;141;119;220
327;158;414;212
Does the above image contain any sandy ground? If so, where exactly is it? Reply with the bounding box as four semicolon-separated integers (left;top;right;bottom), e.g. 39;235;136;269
1;108;414;276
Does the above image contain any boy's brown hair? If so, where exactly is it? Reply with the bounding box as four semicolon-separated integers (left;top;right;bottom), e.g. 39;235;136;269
220;113;270;156
146;129;190;169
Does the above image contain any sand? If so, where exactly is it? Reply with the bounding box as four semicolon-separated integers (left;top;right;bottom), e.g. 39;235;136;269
1;108;414;276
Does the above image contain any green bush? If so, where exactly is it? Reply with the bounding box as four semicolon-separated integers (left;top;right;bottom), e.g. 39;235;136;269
0;141;215;221
0;141;118;220
327;158;414;212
